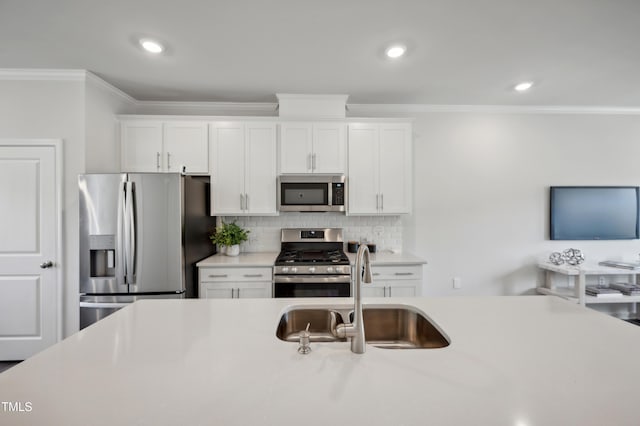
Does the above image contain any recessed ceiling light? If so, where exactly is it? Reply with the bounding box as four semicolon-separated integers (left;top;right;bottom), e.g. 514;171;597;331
385;44;406;59
514;81;534;92
140;39;164;54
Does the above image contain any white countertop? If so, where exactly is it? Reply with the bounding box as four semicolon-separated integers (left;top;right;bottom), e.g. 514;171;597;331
2;296;640;425
196;251;279;267
196;251;426;268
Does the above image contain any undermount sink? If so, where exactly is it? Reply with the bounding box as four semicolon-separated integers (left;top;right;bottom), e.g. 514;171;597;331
276;305;450;349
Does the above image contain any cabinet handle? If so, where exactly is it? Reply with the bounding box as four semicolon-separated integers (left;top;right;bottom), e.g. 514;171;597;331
245;193;249;211
240;193;244;210
381;193;384;211
376;194;379;210
394;272;414;276
167;152;171;170
372;273;380;276
307;153;312;171
244;274;263;278
156;152;161;170
236;288;241;298
312;153;316;171
388;286;392;297
208;274;228;278
383;286;387;297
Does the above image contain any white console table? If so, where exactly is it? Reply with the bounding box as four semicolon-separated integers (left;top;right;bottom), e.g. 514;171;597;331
537;261;640;308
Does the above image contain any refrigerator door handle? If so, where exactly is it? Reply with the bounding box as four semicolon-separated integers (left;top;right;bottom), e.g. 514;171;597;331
124;181;137;285
115;181;127;286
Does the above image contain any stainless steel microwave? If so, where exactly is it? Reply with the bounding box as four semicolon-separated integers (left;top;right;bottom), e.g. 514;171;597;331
277;175;346;212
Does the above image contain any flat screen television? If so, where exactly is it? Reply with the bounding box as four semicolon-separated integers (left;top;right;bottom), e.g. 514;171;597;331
550;186;640;240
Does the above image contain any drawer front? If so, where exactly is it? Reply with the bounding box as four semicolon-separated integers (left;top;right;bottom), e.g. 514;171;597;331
199;267;272;283
370;265;423;281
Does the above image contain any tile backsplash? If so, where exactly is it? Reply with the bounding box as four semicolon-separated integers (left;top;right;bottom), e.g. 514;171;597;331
218;214;403;253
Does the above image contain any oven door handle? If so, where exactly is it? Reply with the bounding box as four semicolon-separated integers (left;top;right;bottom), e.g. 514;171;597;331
274;275;352;284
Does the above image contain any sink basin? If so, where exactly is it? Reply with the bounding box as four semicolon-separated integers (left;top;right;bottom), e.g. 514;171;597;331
276;305;449;349
276;308;347;342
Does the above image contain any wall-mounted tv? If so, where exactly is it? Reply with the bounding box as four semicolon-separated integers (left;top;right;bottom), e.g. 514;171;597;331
550;186;640;240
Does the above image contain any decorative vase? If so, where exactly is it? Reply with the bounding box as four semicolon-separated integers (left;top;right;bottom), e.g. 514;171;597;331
225;244;240;256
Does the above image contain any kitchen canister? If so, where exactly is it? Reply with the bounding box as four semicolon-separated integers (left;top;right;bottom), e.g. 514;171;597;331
347;241;359;253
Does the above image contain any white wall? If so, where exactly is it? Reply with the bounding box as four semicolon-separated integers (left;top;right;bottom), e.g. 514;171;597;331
404;112;640;298
0;78;85;338
85;75;136;172
0;73;135;338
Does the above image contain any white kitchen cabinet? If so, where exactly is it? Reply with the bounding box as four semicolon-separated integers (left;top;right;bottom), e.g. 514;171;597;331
279;122;346;174
360;265;422;297
121;120;208;173
210;121;278;215
347;123;412;215
198;266;272;299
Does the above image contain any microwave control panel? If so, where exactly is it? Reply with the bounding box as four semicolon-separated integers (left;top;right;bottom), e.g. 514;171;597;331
332;183;345;206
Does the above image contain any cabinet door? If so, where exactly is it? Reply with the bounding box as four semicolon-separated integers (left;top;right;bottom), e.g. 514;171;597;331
236;282;272;298
312;123;346;173
163;121;208;174
245;123;278;215
200;283;234;299
121;121;163;172
387;281;421;297
347;124;379;214
210;122;245;215
362;285;386;298
279;123;313;173
379;124;411;214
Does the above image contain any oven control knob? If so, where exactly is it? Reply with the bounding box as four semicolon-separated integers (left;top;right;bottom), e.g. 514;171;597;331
282;267;289;273
326;267;334;273
291;267;298;273
309;267;316;273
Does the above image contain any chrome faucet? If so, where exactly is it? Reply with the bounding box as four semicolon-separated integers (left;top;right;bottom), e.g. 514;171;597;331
334;244;372;353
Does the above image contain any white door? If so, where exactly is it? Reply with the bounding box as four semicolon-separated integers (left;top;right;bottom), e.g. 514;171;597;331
312;123;346;174
347;124;379;214
210;122;246;215
245;122;277;215
121;120;163;172
163;121;209;174
0;140;61;360
279;122;313;173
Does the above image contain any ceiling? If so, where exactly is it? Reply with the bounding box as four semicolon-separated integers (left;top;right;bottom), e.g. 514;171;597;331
2;0;640;106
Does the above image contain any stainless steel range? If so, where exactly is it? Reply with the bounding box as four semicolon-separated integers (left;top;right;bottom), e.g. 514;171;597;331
273;228;351;298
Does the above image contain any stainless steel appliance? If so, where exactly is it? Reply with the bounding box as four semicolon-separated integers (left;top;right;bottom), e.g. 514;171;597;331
277;175;346;212
273;228;351;297
78;173;216;329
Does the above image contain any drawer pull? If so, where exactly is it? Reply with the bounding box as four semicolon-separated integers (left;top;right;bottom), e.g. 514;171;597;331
244;274;263;278
394;272;414;276
208;274;228;278
372;273;381;276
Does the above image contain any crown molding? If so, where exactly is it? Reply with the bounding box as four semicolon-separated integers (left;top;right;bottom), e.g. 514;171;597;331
347;103;640;115
85;71;136;103
0;68;87;81
134;100;278;114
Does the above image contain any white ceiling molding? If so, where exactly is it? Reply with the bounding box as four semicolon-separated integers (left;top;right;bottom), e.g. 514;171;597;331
0;68;87;81
85;71;136;103
134;100;278;115
347;103;640;116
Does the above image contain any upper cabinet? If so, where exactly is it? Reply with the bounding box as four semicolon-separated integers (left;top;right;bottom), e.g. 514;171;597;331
279;122;346;174
121;120;208;174
210;121;278;216
347;123;412;215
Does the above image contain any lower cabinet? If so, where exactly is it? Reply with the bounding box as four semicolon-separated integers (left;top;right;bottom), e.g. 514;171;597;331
198;267;272;299
359;265;423;297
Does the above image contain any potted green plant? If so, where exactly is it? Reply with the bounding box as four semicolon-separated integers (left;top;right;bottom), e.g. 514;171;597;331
209;221;250;256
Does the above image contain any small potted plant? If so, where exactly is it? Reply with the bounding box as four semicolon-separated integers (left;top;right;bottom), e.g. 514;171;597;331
209;221;250;256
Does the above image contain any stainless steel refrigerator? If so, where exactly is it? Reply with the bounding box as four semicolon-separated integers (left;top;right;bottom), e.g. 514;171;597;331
78;173;216;329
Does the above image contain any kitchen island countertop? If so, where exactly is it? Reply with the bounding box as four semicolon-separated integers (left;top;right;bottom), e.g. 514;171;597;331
2;296;640;425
